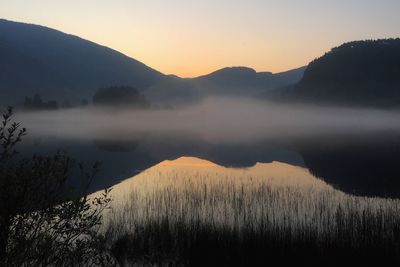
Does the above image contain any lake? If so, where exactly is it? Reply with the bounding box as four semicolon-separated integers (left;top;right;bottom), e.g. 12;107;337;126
12;102;400;265
17;127;400;198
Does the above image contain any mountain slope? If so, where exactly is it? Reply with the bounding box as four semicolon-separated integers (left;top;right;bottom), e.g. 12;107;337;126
286;39;400;107
193;66;305;96
0;19;305;106
145;66;305;105
0;19;163;104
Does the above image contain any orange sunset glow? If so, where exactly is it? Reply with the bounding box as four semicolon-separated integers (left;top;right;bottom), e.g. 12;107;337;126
1;0;399;77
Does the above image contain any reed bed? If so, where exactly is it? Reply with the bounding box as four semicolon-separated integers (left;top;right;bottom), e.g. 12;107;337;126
96;157;400;265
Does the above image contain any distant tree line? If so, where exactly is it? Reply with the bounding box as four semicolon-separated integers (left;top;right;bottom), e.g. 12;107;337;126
23;94;89;111
22;86;167;111
93;86;150;109
24;94;58;111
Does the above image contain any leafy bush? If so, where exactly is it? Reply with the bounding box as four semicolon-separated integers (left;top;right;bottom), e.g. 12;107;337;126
0;107;115;266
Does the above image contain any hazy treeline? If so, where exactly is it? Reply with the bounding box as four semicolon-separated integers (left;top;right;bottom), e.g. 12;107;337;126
16;98;400;143
21;86;154;112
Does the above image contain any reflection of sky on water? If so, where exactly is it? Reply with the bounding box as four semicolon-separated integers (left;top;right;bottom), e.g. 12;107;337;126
13;99;400;198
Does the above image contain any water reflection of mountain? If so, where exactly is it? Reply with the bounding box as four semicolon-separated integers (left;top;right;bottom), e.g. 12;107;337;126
93;136;143;153
296;133;400;198
19;135;303;192
18;133;400;198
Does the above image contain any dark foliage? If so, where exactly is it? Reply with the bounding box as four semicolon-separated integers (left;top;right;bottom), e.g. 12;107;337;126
289;39;400;107
0;107;115;266
23;94;59;111
93;86;150;109
81;99;89;106
106;217;400;267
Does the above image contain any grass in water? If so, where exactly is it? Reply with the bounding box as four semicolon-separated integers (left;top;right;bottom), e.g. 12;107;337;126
94;157;400;266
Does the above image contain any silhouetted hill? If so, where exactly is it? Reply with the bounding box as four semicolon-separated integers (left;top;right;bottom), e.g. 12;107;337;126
0;19;163;105
286;39;400;107
0;19;305;106
194;66;305;96
145;67;305;104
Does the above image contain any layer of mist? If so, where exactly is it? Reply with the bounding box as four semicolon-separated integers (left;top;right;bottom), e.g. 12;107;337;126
16;98;400;143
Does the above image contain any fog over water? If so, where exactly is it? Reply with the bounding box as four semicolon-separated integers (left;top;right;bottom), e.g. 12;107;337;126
12;98;400;197
17;98;400;143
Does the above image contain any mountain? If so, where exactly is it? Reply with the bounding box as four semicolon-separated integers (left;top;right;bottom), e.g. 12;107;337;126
193;66;305;96
145;67;305;105
0;19;163;105
0;19;304;106
282;39;400;107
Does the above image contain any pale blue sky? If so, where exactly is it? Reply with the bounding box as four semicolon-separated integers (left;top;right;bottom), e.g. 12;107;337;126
1;0;399;76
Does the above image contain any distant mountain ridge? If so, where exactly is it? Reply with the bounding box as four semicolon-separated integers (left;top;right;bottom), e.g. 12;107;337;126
281;39;400;107
0;19;305;106
0;19;163;104
145;66;305;105
194;66;305;95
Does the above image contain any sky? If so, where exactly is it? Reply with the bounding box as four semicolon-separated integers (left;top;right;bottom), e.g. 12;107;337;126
1;0;400;77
